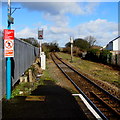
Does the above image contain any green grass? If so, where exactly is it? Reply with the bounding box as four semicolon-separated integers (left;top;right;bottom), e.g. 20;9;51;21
11;70;53;98
11;82;40;98
57;52;120;87
40;61;57;84
10;60;58;99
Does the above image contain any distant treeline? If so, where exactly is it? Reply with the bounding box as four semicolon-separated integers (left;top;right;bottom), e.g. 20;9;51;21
20;38;39;47
62;37;115;66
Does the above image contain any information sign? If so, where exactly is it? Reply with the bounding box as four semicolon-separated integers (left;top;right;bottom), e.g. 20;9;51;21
4;29;14;57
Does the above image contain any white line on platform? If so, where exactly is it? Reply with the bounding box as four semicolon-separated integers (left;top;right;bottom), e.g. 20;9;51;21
72;94;103;120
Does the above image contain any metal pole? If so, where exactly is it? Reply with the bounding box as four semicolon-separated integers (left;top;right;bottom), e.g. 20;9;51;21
6;0;11;100
70;37;73;62
71;43;73;62
39;40;42;57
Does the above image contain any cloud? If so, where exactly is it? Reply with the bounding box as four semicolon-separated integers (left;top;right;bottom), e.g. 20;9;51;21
83;2;99;14
16;19;118;47
19;2;100;33
13;2;117;47
43;13;69;27
47;19;118;46
76;19;118;46
16;27;38;38
15;2;102;46
20;2;98;15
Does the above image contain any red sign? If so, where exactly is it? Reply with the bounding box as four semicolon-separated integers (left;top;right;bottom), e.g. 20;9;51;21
4;29;14;57
4;29;14;40
38;30;43;39
39;35;43;38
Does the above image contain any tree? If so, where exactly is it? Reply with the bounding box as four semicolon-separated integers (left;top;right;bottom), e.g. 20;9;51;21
65;42;71;47
49;42;60;52
74;38;90;50
85;36;96;47
85;48;100;62
99;50;111;64
42;42;60;52
65;38;90;51
20;37;39;47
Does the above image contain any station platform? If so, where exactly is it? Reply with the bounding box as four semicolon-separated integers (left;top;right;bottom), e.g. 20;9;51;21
2;80;96;120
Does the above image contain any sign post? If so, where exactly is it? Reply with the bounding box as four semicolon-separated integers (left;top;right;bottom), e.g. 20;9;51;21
5;0;13;100
5;0;19;100
38;29;46;70
38;29;43;57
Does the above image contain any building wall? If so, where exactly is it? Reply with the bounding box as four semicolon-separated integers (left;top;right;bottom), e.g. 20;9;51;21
106;37;120;51
118;38;120;51
113;39;119;51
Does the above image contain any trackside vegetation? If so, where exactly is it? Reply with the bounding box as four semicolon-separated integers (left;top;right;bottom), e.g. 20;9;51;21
85;49;112;64
63;37;117;66
42;42;60;58
57;52;119;88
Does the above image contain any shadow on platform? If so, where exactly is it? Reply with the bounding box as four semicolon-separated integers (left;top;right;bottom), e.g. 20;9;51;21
2;80;88;120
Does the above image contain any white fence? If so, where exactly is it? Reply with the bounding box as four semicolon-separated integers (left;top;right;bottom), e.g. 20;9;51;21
110;51;120;66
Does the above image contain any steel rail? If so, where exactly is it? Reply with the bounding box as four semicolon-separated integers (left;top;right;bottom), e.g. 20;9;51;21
90;92;120;116
51;53;108;120
54;53;120;103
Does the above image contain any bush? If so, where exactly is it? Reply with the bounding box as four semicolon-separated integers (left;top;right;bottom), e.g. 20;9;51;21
85;49;111;64
42;42;60;58
73;47;83;57
62;47;71;53
99;50;111;64
85;49;100;62
62;47;83;57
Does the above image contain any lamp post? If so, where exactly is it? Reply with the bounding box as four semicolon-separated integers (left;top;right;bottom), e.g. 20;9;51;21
70;36;73;62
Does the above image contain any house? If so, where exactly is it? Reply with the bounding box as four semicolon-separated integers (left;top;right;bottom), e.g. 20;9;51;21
106;36;120;53
106;36;120;66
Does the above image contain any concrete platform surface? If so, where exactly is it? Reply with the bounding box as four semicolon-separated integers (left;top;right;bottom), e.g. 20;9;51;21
2;80;89;120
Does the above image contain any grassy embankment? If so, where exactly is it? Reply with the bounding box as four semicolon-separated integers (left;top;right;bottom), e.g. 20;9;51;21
11;61;56;98
57;52;120;88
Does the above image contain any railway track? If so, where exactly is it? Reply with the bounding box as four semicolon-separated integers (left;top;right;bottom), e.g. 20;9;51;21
51;53;120;120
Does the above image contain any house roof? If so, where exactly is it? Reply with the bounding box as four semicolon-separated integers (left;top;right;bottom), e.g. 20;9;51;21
105;36;120;48
109;36;120;43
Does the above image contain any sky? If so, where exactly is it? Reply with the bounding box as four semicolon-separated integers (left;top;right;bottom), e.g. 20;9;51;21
1;1;119;47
